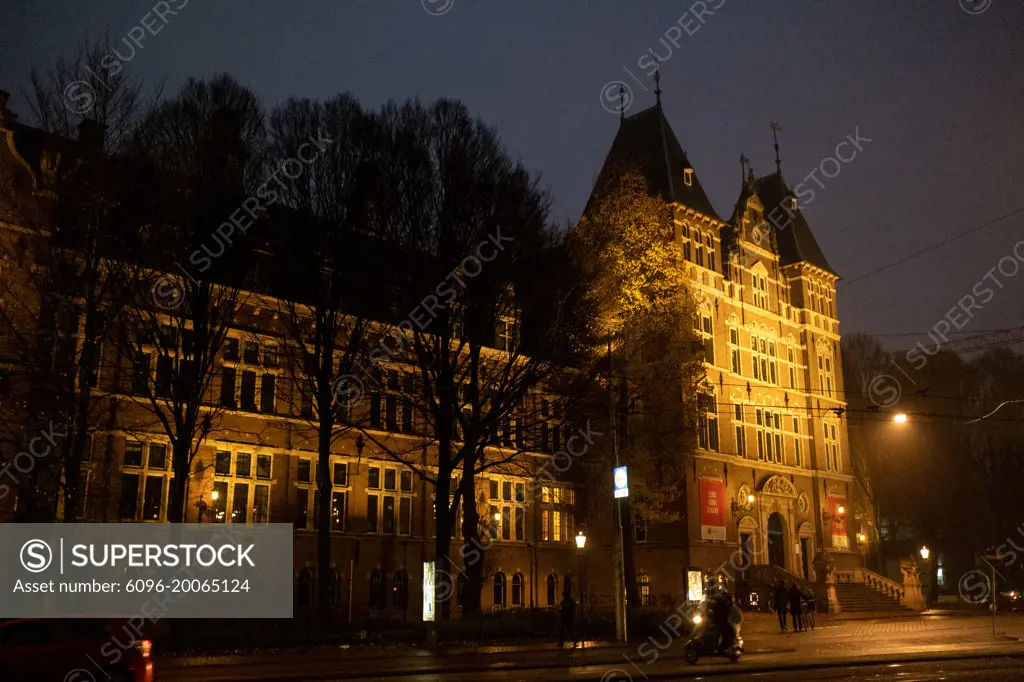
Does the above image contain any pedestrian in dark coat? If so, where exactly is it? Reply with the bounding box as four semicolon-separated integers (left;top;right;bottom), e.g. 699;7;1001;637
788;582;804;631
773;579;788;631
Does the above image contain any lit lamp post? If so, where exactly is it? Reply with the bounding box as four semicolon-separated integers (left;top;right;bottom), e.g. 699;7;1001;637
920;546;932;609
893;413;908;424
576;530;587;645
575;530;587;601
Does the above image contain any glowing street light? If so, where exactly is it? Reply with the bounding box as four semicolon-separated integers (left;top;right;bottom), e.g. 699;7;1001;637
893;413;908;424
211;490;219;501
746;494;755;505
920;545;930;560
837;505;845;516
576;530;587;550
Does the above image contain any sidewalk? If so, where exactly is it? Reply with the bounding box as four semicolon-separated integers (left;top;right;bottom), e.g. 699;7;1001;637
155;612;1024;680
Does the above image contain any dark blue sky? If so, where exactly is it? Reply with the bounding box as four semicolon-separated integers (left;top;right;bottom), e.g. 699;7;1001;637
3;0;1023;349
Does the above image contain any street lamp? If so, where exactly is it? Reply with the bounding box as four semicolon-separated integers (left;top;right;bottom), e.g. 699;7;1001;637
893;413;908;424
920;545;930;560
576;530;588;645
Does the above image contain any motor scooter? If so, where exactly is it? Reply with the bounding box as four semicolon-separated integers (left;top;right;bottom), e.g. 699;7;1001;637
682;593;744;664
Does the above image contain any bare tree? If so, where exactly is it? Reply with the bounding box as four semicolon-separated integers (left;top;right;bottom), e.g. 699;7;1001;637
112;75;264;523
264;93;382;624
364;99;594;619
26;34;162;153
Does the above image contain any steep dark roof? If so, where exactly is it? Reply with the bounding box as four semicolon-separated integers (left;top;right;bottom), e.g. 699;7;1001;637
754;171;837;277
586;105;720;220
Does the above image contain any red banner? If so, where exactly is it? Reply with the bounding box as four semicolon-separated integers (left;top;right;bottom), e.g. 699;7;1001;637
700;479;726;541
829;495;848;540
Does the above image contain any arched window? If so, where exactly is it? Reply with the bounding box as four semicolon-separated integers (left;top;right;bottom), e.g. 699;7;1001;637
370;569;386;610
638;574;651;607
512;573;524;607
563;573;573;599
546;574;557;606
296;568;314;608
329;568;342;609
493;572;507;607
392;570;408;610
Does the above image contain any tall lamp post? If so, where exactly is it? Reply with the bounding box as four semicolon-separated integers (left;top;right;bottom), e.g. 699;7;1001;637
576;530;587;647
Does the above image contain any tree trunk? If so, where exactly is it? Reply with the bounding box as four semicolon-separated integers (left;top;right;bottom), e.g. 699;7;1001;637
167;440;190;523
430;366;459;622
316;406;334;629
461;460;484;618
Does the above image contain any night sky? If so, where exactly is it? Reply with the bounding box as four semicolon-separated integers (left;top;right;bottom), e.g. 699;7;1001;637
2;0;1023;351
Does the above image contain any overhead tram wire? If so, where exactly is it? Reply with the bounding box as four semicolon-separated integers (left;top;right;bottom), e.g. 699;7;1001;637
839;206;1024;288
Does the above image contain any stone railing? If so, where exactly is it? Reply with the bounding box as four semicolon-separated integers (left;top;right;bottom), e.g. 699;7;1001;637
834;567;905;602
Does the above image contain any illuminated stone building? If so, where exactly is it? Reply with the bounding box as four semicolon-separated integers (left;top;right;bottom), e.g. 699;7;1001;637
582;98;865;602
0;89;869;622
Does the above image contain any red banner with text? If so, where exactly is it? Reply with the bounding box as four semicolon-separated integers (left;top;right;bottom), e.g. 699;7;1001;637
700;478;727;541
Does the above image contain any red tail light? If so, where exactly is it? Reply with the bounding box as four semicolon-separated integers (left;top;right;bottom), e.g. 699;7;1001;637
137;639;153;657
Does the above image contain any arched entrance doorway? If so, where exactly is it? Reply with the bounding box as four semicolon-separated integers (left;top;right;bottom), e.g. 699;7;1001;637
767;513;785;568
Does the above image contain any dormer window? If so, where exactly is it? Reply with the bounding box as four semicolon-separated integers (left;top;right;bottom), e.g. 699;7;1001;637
683;168;694;187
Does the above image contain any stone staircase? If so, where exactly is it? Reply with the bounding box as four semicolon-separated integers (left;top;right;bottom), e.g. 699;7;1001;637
834;581;914;613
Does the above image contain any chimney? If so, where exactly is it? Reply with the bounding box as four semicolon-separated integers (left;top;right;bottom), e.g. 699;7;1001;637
0;90;17;128
78;118;106;152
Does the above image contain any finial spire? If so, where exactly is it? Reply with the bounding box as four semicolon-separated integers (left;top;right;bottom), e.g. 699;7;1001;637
619;85;626;123
769;121;783;176
740;153;749;184
654;69;662;107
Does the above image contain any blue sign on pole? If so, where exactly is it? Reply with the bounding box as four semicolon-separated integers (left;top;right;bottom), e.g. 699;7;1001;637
613;465;629;499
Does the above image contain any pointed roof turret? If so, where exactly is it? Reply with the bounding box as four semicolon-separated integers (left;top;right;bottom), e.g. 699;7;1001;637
586;104;720;220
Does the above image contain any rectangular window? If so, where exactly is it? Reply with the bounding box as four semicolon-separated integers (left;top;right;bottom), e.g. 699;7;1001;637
215;451;231;476
297;459;312;484
366;494;378;533
385;395;397;430
399;497;411;535
368;466;380;489
132;355;150;396
260;374;275;413
401;470;413;493
235;452;252;478
295;488;309;528
334;462;348;487
232;483;249;523
542;510;549;541
382;496;395;534
124;441;143;467
212;480;228;522
155;356;173;398
256;454;272;480
243;341;259;365
254;485;270;524
142;476;163;521
370;394;381;428
384;468;397;492
331;491;346;531
224;338;239;362
120;473;140;520
515;507;525;541
240;371;257;411
147;444;167;470
221;367;236;407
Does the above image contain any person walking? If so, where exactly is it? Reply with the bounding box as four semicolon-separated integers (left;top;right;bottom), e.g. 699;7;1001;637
773;579;788;632
788;581;804;632
558;593;577;648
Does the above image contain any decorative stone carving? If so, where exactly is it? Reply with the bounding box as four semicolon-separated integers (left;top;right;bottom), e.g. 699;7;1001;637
797;492;809;514
812;551;841;614
900;556;927;611
760;475;798;498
